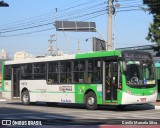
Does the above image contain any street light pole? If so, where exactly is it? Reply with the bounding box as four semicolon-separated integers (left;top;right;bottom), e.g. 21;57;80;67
113;3;120;50
107;0;113;50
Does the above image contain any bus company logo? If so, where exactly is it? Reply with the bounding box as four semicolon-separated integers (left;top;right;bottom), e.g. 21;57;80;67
1;120;42;126
2;120;11;125
59;85;72;92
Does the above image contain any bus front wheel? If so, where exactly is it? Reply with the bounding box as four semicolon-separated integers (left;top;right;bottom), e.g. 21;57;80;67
21;90;30;105
85;91;97;110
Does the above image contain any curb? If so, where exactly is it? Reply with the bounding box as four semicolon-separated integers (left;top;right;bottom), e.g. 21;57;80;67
0;99;6;101
155;106;160;110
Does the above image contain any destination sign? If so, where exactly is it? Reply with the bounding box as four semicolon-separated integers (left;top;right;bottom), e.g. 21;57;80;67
122;51;152;62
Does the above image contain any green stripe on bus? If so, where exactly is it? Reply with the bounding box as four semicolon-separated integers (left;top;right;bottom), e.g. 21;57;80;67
4;91;11;92
75;50;121;59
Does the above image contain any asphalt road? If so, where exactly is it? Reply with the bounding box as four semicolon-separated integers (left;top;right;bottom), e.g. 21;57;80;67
0;100;160;125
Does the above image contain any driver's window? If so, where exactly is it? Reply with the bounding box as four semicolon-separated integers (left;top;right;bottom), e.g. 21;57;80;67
126;61;142;84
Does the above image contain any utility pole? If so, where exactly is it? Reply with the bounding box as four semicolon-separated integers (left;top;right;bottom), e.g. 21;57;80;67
113;2;120;50
107;0;114;50
55;32;58;55
48;35;56;56
55;8;58;56
78;40;80;53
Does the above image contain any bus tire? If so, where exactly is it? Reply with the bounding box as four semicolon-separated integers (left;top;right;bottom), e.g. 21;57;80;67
85;91;97;110
21;90;30;105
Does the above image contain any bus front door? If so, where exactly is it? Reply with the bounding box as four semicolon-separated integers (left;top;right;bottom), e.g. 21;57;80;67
12;67;20;98
103;60;118;103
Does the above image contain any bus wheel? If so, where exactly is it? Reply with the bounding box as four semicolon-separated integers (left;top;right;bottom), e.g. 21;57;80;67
21;90;30;105
85;91;97;110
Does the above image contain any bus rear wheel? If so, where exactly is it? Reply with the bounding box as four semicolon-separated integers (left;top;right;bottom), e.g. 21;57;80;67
85;91;97;110
21;90;30;105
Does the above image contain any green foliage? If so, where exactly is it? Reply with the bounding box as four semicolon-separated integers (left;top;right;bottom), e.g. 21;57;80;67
143;0;160;46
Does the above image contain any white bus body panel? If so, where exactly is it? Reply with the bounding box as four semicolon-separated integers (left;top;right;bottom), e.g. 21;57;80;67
20;80;75;103
121;92;157;104
2;80;12;99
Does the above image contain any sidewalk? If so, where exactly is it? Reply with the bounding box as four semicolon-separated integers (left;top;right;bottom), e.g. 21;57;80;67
150;101;160;109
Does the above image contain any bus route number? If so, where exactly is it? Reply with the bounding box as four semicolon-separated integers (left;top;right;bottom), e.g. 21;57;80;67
21;82;27;86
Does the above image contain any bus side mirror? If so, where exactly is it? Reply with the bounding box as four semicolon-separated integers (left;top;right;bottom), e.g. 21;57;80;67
123;61;127;73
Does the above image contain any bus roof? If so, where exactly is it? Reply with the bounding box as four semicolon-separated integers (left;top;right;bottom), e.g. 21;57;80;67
4;50;122;65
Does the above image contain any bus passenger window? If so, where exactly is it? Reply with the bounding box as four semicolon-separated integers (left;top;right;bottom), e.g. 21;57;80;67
4;66;11;80
73;60;86;83
48;62;59;84
60;61;72;84
21;65;27;78
87;59;101;83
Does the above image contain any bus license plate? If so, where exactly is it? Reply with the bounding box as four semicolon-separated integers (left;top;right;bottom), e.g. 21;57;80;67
140;98;146;102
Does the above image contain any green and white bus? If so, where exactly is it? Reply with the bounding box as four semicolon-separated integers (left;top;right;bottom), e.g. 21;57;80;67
2;50;157;110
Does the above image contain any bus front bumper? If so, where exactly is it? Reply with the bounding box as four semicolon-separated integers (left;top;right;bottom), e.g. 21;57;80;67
121;92;157;105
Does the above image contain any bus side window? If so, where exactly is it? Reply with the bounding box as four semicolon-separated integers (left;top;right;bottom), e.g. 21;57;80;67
21;65;27;78
4;66;11;80
87;59;101;83
73;60;86;83
33;63;45;79
48;62;58;84
60;61;72;84
21;64;33;79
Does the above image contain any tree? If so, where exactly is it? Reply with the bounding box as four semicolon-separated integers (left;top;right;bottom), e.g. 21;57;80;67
0;1;9;7
143;0;160;45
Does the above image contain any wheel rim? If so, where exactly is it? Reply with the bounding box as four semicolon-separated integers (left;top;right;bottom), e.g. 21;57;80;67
88;97;94;105
23;93;28;103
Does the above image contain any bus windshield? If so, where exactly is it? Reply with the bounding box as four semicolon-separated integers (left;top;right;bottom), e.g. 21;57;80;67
126;61;155;86
122;51;155;87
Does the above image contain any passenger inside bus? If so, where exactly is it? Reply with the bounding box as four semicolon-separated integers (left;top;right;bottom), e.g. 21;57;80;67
126;64;140;84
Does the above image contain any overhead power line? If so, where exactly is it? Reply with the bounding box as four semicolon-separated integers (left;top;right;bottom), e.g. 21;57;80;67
0;11;107;38
0;1;107;34
0;2;107;37
0;23;53;34
0;0;105;28
0;28;54;37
